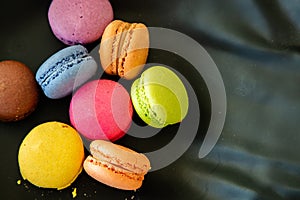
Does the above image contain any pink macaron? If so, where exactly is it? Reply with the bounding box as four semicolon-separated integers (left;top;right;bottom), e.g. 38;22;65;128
69;79;133;141
48;0;113;45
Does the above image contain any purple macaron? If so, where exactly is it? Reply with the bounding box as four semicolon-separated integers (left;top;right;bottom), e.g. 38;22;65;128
36;45;98;99
48;0;113;45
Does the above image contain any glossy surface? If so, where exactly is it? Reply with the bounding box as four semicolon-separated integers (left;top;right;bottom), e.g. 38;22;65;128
1;0;300;199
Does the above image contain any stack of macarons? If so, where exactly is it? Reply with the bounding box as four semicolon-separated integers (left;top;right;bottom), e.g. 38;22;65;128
2;0;190;194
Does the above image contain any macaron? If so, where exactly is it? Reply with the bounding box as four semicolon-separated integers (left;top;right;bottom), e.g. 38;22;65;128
131;66;189;128
36;45;97;99
48;0;113;45
69;79;133;141
18;121;85;190
0;60;38;122
83;140;151;190
99;20;149;80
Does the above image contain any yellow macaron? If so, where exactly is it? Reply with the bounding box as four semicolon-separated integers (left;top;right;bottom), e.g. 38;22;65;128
18;121;85;190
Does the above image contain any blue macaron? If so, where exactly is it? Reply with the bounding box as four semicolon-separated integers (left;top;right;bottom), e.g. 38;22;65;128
36;45;97;99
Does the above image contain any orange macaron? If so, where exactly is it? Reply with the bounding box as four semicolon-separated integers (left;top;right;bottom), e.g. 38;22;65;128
83;140;151;190
99;20;149;80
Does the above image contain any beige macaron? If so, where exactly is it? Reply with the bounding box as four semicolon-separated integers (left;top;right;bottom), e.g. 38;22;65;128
99;20;149;80
83;140;151;190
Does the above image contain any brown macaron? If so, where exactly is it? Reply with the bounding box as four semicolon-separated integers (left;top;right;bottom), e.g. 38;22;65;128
83;140;151;190
99;20;149;80
0;60;38;121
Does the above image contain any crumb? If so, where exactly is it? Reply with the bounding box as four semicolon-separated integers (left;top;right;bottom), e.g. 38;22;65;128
83;193;87;197
131;195;135;199
72;188;77;198
17;180;21;185
24;183;29;189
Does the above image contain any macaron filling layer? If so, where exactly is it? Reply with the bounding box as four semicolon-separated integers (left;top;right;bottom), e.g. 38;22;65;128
132;78;165;128
111;23;137;77
37;51;91;89
90;141;150;174
85;156;143;181
100;20;149;80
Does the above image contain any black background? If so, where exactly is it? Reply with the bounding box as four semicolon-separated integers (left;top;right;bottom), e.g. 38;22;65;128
1;0;300;199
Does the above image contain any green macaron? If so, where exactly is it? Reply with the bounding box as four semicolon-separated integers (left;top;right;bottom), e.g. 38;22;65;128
131;66;189;128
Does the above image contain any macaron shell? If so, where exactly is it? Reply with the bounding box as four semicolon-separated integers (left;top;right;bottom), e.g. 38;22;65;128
41;57;97;99
69;79;133;141
145;83;186;125
36;45;97;99
48;0;113;45
131;79;155;126
100;20;130;75
83;156;143;190
36;45;89;82
118;23;149;79
90;140;151;174
131;79;168;128
18;122;85;190
131;66;189;128
0;60;38;121
99;20;149;79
